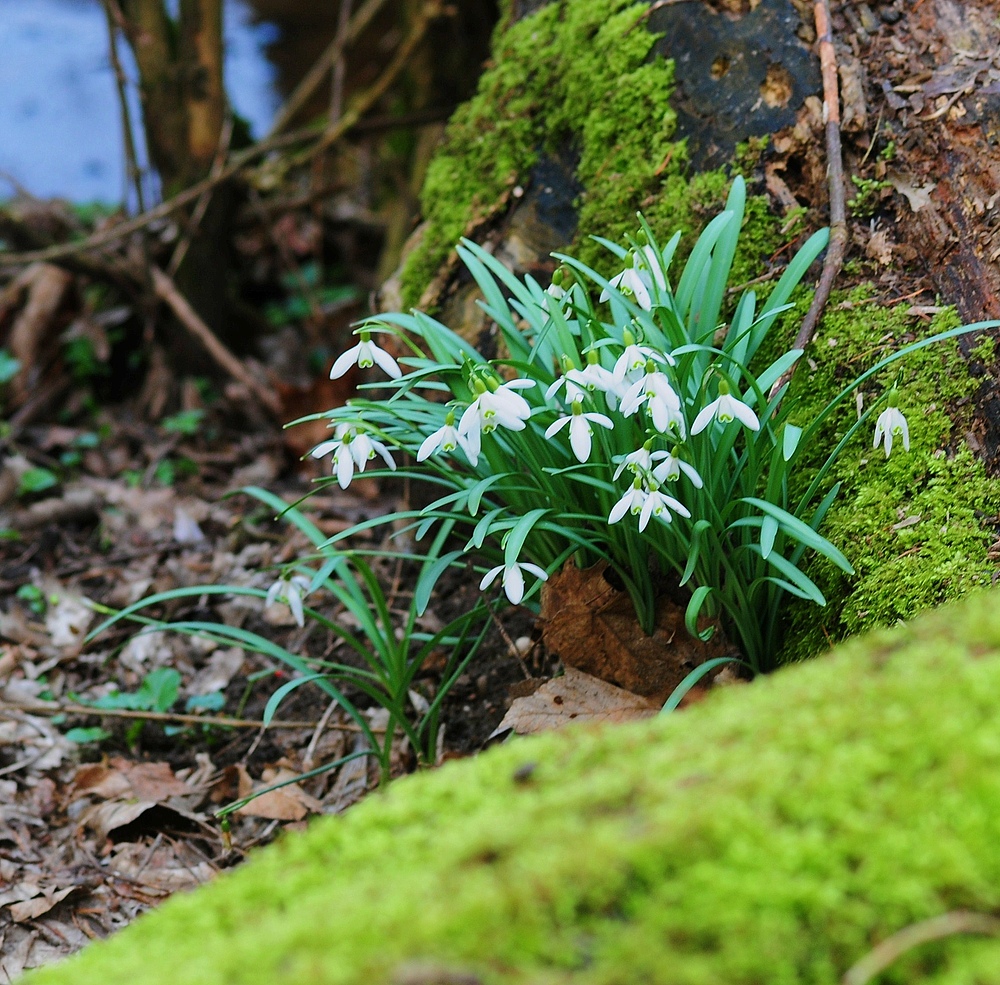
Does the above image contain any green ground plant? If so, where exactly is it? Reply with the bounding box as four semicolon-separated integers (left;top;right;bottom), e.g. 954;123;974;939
87;487;490;790
305;177;993;677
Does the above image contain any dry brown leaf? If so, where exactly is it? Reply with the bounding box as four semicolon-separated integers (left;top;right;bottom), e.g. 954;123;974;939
491;666;658;737
74;760;191;802
234;765;322;821
117;761;193;801
79;800;159;842
540;560;735;703
7;886;77;923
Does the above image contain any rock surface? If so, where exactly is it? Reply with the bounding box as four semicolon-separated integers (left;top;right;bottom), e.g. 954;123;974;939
23;588;1000;984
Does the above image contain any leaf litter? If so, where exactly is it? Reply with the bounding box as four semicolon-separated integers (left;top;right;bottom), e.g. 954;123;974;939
0;404;541;978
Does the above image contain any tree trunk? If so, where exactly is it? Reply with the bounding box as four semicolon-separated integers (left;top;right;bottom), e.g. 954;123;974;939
118;0;238;369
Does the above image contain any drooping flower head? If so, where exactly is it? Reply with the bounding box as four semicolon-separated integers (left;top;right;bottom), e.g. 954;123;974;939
417;409;476;464
264;572;313;628
480;559;549;605
873;389;910;458
311;423;395;489
691;380;760;434
651;445;704;488
544;401;614;463
459;374;535;463
620;359;686;436
330;329;401;380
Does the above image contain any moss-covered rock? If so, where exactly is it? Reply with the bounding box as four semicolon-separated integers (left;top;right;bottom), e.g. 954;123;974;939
24;589;1000;985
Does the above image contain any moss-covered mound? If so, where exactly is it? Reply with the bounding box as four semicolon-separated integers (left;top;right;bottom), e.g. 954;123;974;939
25;589;1000;985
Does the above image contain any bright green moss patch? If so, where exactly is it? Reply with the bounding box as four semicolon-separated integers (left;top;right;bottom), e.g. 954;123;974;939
402;0;682;306
24;589;1000;984
402;0;787;306
774;289;999;659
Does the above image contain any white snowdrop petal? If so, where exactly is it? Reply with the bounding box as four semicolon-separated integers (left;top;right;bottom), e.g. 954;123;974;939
544;416;572;438
371;344;402;379
503;564;525;605
691;402;717;434
479;565;504;591
417;430;442;462
330;343;361;380
569;418;592;462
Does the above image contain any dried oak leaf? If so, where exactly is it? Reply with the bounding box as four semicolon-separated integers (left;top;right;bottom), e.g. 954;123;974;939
540;560;735;704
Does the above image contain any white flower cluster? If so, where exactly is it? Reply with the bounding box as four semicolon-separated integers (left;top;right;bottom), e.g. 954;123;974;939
311;242;910;612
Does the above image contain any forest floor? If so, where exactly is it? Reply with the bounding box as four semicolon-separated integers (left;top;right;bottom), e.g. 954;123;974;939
0;400;555;978
4;0;1000;978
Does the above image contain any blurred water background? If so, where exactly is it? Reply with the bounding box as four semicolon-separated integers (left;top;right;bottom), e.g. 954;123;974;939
0;0;281;204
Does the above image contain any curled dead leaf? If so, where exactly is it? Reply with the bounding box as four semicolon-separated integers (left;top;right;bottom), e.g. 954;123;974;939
540;560;736;704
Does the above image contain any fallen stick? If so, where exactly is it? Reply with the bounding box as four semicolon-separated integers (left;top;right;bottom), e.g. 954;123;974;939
0;699;375;733
771;0;847;399
150;266;281;415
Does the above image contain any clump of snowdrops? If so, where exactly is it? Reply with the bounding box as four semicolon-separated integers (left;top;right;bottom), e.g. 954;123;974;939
307;176;990;676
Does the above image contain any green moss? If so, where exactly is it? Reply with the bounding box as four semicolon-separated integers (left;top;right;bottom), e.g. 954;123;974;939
24;590;1000;984
774;289;999;659
401;0;685;306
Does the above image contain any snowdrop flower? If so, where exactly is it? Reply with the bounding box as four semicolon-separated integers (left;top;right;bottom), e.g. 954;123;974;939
311;425;395;489
566;350;620;400
311;423;355;487
873;391;909;457
265;572;312;628
417;410;475;463
613;328;673;387
600;246;667;312
651;446;703;487
638;483;691;532
691;380;760;434
541;269;569;315
544;402;614;463
600;266;652;310
330;329;401;380
620;360;686;436
613;439;667;480
545;355;588;405
348;431;397;472
479;559;549;605
459;376;535;457
608;478;648;524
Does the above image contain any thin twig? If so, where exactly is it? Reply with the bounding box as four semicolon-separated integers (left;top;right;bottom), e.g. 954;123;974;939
290;1;445;167
485;601;531;679
150;266;281;414
302;698;342;771
841;911;1000;985
330;0;354;127
0;699;378;733
268;0;391;138
770;0;847;400
101;0;145;214
167;115;234;278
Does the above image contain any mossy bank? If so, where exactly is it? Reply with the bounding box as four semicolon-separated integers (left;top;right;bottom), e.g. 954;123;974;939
393;0;997;656
24;588;1000;985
